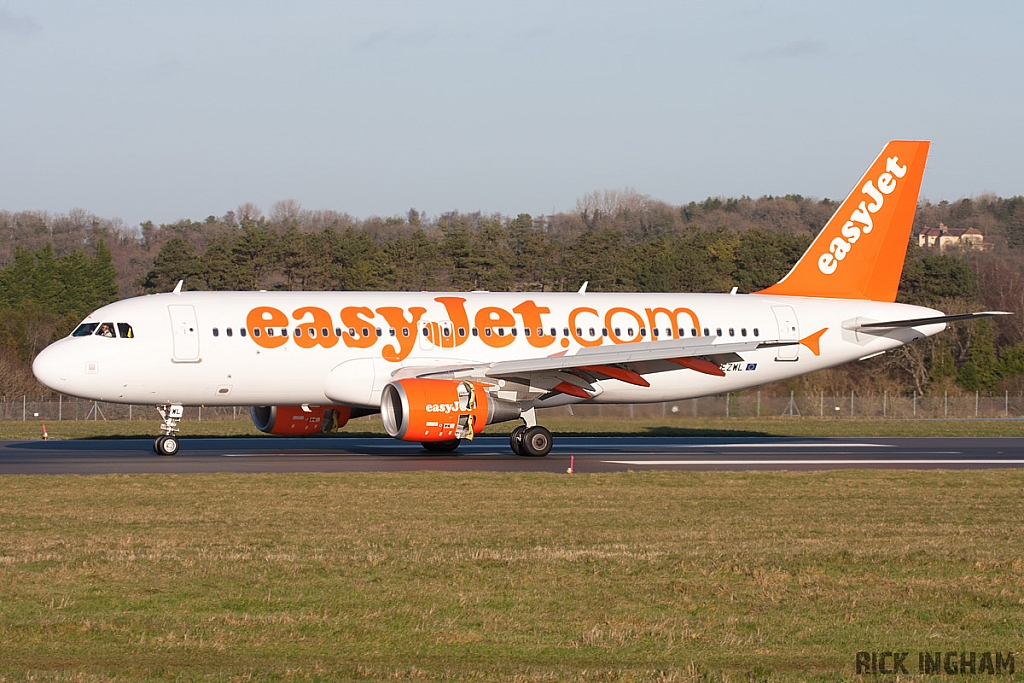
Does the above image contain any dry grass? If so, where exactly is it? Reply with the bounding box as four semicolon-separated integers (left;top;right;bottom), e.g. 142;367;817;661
0;471;1022;681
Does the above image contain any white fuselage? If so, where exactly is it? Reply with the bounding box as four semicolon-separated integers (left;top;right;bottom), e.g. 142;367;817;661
32;290;944;409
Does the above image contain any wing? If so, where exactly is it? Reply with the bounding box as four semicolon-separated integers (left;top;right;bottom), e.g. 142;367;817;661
395;336;794;401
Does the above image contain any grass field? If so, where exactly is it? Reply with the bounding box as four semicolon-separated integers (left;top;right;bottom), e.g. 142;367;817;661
1;470;1022;681
1;414;1023;440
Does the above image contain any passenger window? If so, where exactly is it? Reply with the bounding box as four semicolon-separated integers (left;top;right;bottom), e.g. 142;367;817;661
602;328;608;337
240;328;247;337
485;328;492;337
652;328;659;337
588;328;595;337
72;323;99;337
226;328;233;337
267;329;274;337
472;328;479;336
117;323;134;338
362;327;369;338
691;328;697;337
716;328;722;337
550;328;557;337
497;328;505;337
563;328;569;337
511;328;518;336
575;327;582;336
537;328;544;337
308;327;316;338
375;328;382;337
753;328;760;337
703;328;709;337
402;327;409;337
458;327;466;337
741;328;747;337
640;328;647;337
293;328;302;337
729;328;735;337
389;328;396;337
321;327;328;337
335;328;342;337
213;328;220;337
281;328;288;337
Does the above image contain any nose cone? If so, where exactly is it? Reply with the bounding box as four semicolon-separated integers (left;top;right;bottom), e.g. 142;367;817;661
32;343;69;391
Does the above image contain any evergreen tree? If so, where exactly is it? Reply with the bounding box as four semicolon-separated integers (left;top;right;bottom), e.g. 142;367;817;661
958;319;1001;392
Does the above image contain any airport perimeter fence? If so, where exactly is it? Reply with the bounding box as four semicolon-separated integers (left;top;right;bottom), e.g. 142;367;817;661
2;391;1024;422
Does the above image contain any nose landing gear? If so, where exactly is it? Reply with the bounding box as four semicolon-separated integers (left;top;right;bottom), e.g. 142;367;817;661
153;403;183;456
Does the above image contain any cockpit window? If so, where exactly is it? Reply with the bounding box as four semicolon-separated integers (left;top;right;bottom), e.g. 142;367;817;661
96;322;116;338
72;322;99;337
117;323;134;339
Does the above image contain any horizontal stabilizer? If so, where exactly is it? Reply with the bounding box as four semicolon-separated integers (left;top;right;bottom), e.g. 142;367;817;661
854;311;1011;330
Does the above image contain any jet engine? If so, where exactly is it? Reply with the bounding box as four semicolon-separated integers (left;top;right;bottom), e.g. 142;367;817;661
380;378;521;442
250;405;351;435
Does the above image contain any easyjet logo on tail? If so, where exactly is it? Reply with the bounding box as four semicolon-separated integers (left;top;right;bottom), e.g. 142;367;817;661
818;155;907;275
754;140;929;302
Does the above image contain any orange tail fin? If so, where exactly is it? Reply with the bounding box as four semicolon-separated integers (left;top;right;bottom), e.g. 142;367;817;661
755;140;930;302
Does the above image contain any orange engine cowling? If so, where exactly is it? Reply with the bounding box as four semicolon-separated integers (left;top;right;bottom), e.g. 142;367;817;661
380;379;520;442
250;405;351;435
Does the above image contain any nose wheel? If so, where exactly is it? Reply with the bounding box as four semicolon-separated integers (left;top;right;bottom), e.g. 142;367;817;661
153;403;184;456
154;435;179;456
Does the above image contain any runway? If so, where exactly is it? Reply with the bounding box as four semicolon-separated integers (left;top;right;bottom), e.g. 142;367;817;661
1;436;1024;475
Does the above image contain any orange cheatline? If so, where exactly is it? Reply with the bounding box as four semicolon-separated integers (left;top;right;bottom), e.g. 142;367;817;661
800;328;827;356
667;357;725;377
552;382;590;399
578;365;650;387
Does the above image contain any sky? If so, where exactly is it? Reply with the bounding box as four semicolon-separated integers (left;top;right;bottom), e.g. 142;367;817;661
1;1;1023;229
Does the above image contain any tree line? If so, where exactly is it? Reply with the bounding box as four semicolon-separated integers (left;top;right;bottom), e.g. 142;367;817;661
2;190;1024;399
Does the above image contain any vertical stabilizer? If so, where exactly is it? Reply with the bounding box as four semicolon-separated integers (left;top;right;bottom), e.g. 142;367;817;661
755;140;930;302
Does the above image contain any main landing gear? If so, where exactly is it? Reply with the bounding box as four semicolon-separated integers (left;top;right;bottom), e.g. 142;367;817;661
510;425;553;457
509;409;552;457
153;403;183;456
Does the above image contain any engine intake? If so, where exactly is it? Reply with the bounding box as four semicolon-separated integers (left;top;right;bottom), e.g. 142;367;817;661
381;379;520;442
250;405;351;435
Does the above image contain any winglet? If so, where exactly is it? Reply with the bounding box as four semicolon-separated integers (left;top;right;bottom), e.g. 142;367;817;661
755;141;930;302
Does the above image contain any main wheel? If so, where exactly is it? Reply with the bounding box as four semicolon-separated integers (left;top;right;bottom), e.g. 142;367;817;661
509;425;526;455
153;436;164;454
422;439;461;452
520;426;552;457
156;435;179;456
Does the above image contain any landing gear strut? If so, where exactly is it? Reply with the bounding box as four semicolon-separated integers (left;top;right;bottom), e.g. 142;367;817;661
153;403;183;456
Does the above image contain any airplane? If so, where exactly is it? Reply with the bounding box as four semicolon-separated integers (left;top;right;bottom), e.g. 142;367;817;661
32;140;1007;456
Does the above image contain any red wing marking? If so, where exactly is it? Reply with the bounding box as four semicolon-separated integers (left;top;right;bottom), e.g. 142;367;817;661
578;365;650;387
552;382;590;399
667;357;726;377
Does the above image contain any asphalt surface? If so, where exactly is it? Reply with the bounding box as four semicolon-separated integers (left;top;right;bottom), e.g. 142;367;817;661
2;436;1024;474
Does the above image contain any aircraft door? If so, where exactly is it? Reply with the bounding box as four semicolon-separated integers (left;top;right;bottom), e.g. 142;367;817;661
771;305;799;361
168;305;201;362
